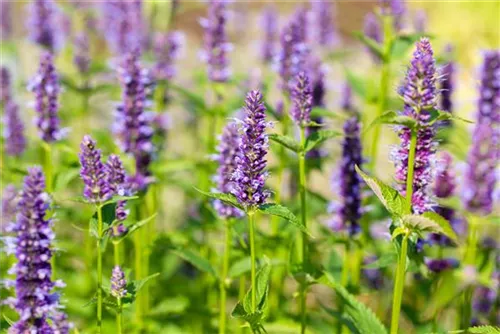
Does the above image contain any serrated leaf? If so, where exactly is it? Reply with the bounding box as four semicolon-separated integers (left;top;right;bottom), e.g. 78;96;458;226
243;262;271;313
194;188;244;211
258;203;312;236
319;304;361;334
428;108;473;125
319;273;388;334
355;166;408;217
353;31;384;61
172;249;218;278
391;227;407;240
421;212;459;244
268;133;301;153
448;326;500;334
304;130;340;152
114;213;157;243
365;111;417;133
403;212;458;244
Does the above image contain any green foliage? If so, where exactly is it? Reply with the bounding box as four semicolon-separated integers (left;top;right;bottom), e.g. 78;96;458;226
402;213;458;244
304;130;340;153
194;188;244;210
268;133;301;153
353;31;385;60
258;203;312;236
365;110;418;132
171;248;219;279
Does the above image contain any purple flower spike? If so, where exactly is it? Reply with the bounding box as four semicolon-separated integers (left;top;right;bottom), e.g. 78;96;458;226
153;31;184;81
311;0;339;48
213;122;244;218
7;167;69;333
278;17;309;94
341;81;354;112
392;38;438;214
291;72;312;127
306;58;326;159
111;266;127;298
331;117;363;236
200;0;231;83
380;0;406;31
1;1;12;40
260;6;278;63
363;13;382;63
424;258;459;273
363;256;384;289
2;184;18;232
111;222;128;237
29;52;64;143
27;0;60;51
73;32;90;75
1;66;11;103
413;9;427;33
106;154;128;196
3;101;26;157
232;90;270;209
114;49;155;190
463;51;500;215
433;152;456;198
79;135;111;204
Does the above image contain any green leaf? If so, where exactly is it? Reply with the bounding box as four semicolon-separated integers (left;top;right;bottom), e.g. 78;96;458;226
353;31;384;61
428;108;473;125
319;273;388;334
258;203;312;236
448;326;500;334
345;67;368;99
122;273;160;305
355;166;408;217
115;213;157;242
228;256;252;278
101;195;139;207
54;168;80;192
311;107;346;120
268;133;301;153
421;212;459;244
172;248;218;278
194;188;244;210
304;130;340;153
319;304;361;334
365;111;417;133
391;226;407;240
403;212;458;244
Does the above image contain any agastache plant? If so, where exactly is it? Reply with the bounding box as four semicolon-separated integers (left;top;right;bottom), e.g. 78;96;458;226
200;0;231;83
5;167;69;333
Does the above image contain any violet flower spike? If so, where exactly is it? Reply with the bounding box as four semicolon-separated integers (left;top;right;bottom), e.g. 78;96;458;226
413;9;427;33
330;117;363;236
7;167;69;333
3;101;26;157
213;122;244;218
111;266;127;298
73;32;90;75
1;184;18;232
114;49;155;191
379;0;406;31
153;31;184;81
232;90;270;209
391;38;438;214
260;6;278;64
363;12;382;63
311;0;339;48
79;135;111;204
27;0;60;51
290;72;312;127
29;51;64;143
200;0;231;83
1;0;12;40
1;66;11;103
306;58;326;159
462;51;500;215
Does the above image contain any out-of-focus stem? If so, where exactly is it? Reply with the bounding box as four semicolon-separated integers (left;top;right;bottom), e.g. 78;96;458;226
248;212;257;313
405;129;418;210
219;220;231;334
298;126;308;334
134;204;143;327
390;233;409;334
96;205;103;333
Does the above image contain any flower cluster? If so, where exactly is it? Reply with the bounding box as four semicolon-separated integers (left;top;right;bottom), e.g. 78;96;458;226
111;266;127;298
73;32;90;75
329;117;363;236
3;101;26;157
311;0;338;48
29;52;65;143
213;122;244;218
6;167;69;333
290;72;312;127
114;49;155;191
463;51;500;215
200;0;231;83
260;6;278;63
392;38;438;214
363;13;382;63
27;0;60;51
232;90;270;208
79;135;112;203
153;31;184;81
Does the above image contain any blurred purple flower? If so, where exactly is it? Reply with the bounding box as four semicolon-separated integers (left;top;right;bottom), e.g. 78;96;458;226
29;52;65;143
260;6;278;63
27;0;60;51
111;266;127;298
440;45;455;114
1;0;12;40
213;122;244;218
1;66;11;103
341;81;354;113
424;258;459;273
114;49;155;191
73;32;90;75
363;13;382;63
153;31;184;81
311;0;339;48
433;151;455;198
1;184;18;232
3;101;26;157
232;90;270;208
306;57;326;159
200;0;231;82
392;38;438;214
363;256;384;289
290;72;312;127
6;167;69;333
380;0;406;31
79;135;111;204
413;9;427;33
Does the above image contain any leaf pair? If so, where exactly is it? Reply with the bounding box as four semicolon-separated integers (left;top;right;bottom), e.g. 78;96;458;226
268;130;340;155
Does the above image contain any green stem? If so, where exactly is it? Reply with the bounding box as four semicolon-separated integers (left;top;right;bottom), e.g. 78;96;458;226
390;233;409;334
114;242;120;267
338;242;350;334
134;204;143;326
405;129;418;210
298;126;308;334
461;217;478;328
96;205;104;333
219;220;232;334
370;16;393;171
43;143;53;193
117;298;123;334
248;212;257;312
